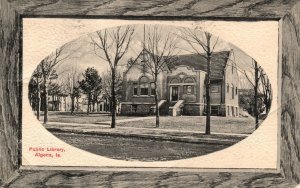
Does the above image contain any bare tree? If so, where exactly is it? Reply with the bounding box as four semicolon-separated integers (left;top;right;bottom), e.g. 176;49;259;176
101;69;123;113
29;66;43;120
179;29;219;135
62;66;82;115
254;61;259;129
242;60;272;129
139;26;178;128
260;69;272;115
39;43;75;124
91;26;135;128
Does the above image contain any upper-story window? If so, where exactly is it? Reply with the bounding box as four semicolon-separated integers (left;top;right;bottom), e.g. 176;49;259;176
139;76;149;96
235;87;238;95
184;77;194;83
227;83;229;93
170;78;180;84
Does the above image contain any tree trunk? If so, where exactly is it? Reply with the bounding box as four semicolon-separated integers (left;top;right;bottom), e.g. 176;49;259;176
87;95;90;115
154;76;159;128
254;61;259;129
36;77;40;120
57;96;60;111
76;97;79;112
111;69;116;128
43;83;48;124
106;98;108;112
64;96;67;112
71;95;75;115
52;95;54;111
36;88;40;121
205;55;211;135
265;79;271;114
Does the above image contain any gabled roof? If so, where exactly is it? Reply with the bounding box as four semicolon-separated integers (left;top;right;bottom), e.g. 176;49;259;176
125;49;232;80
124;48;171;74
169;51;231;80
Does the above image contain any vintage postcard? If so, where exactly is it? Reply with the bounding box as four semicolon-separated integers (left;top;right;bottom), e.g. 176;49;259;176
21;18;279;171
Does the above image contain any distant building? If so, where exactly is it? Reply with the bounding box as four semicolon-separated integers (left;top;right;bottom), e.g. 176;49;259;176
47;93;69;111
120;50;239;116
47;94;110;113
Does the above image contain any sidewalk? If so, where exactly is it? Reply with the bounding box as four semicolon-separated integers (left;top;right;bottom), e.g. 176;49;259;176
95;116;156;125
44;121;249;145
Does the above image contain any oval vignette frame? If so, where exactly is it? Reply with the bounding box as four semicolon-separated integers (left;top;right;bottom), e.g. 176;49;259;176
26;23;273;163
1;0;300;187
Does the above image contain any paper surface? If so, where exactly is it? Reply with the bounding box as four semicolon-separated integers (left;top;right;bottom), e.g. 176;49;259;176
22;18;279;170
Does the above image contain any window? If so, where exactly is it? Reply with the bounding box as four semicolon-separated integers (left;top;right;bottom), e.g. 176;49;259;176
231;84;234;99
227;84;229;93
139;76;149;96
184;77;194;83
133;83;138;96
183;85;194;94
140;83;149;95
236;87;238;95
183;77;195;95
170;78;180;84
140;76;149;83
150;82;155;95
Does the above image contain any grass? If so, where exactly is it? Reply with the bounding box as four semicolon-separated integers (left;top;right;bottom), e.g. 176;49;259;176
119;116;255;134
43;111;132;124
45;113;254;161
44;111;256;134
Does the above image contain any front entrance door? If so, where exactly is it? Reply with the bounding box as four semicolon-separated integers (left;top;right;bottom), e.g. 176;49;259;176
171;86;179;101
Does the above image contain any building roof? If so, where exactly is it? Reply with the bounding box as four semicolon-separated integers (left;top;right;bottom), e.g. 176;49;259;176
126;49;231;80
169;51;231;80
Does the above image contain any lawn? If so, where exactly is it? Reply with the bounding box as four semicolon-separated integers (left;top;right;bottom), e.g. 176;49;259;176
119;116;256;134
45;114;255;161
44;111;256;134
43;112;132;124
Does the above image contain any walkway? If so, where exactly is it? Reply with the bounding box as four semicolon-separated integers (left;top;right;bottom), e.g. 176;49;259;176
95;116;155;125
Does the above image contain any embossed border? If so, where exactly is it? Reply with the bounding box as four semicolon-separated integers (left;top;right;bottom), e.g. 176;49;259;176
1;1;299;187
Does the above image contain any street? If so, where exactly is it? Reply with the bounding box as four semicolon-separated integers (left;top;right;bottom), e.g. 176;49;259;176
54;132;233;161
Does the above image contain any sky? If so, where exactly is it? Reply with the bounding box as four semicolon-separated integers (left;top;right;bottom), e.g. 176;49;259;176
44;24;257;89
